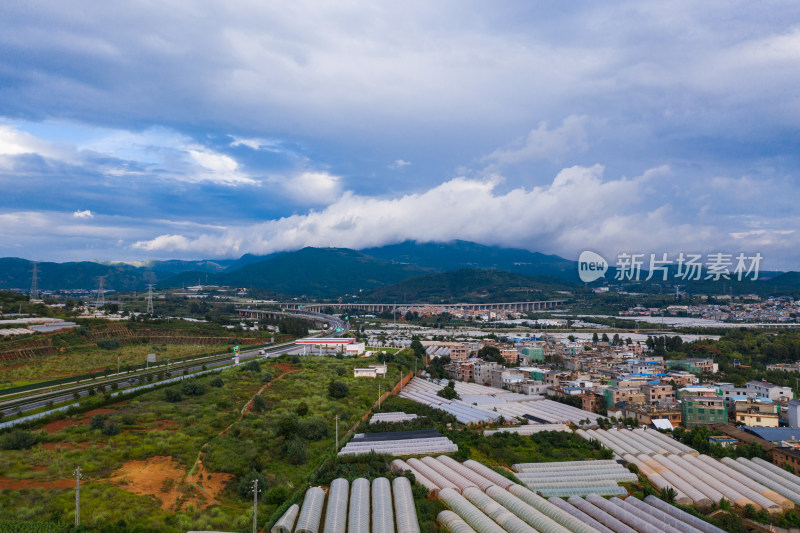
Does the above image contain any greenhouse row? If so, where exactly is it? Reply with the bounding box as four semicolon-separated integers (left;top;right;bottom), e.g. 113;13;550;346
576;428;795;512
399;378;599;425
483;423;570;436
510;460;636;497
370;412;419;424
338;430;458;457
270;476;421;533
436;490;727;533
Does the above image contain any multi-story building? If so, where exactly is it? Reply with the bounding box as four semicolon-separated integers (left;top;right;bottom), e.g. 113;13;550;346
772;447;800;475
668;358;718;374
449;344;471;362
603;386;646;408
788;399;800;429
682;396;728;427
473;361;501;386
734;397;779;427
641;383;676;406
746;380;794;402
500;346;519;365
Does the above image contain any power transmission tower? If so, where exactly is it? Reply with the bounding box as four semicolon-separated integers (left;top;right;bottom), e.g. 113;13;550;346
146;284;154;314
30;262;40;301
95;277;105;308
74;466;83;526
251;478;261;533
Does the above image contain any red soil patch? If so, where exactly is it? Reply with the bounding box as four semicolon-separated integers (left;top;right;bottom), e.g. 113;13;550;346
0;477;74;490
150;420;178;431
41;441;91;450
109;456;186;510
190;459;233;507
41;408;117;434
109;456;230;511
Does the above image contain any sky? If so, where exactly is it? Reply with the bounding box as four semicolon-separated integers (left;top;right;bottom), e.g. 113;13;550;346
1;1;799;269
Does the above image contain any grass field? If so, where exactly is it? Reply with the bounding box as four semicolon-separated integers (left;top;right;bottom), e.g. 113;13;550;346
0;343;236;390
0;354;402;532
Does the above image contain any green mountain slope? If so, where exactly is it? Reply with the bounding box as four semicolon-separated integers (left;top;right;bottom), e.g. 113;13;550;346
359;268;578;303
0;258;159;291
360;240;577;280
160;248;432;298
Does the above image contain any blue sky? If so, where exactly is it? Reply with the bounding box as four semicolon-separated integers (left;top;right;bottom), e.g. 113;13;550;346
0;1;799;269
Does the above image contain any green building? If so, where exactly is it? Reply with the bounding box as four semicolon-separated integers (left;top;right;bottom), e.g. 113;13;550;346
522;347;545;363
681;396;728;427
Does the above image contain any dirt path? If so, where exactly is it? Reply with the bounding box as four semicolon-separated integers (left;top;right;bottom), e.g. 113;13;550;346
183;365;301;508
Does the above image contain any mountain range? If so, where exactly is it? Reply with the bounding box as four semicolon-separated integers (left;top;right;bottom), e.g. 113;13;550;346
1;241;797;299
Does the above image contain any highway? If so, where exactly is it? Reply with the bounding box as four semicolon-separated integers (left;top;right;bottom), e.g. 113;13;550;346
1;310;348;418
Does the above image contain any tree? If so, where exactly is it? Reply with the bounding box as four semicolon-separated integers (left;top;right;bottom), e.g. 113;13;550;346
276;414;299;438
659;486;677;503
601;333;609;343
164;388;183;402
477;346;503;364
1;430;37;450
295;401;309;417
592;332;599;343
252;395;267;413
284;437;307;465
90;414;107;431
298;416;328;440
181;380;206;396
410;339;426;359
237;470;268;499
102;422;121;436
328;380;349;399
210;377;224;388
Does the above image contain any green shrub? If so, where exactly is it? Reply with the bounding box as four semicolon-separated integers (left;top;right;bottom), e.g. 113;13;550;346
276;414;299;438
298;416;328;440
261;371;273;384
328;380;349;399
164;388;183;402
284;438;307;465
243;360;261;372
252;395;267;413
90;414;108;431
103;422;121;436
181;379;206;396
209;377;224;388
97;339;121;350
1;429;37;450
236;470;268;499
295;401;309;416
335;367;345;376
265;486;289;505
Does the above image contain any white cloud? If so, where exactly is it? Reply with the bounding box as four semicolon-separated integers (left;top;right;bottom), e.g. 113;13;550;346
280;171;342;204
485;115;589;167
389;159;411;169
229;136;283;152
73;210;94;219
133;164;716;260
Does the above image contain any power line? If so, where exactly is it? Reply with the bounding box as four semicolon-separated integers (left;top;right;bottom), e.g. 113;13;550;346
30;261;40;302
146;284;154;314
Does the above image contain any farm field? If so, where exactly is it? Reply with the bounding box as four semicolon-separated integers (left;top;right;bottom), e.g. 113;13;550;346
0;354;402;532
0;342;235;390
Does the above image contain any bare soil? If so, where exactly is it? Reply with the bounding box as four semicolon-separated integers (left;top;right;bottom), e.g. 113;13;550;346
41;408;117;434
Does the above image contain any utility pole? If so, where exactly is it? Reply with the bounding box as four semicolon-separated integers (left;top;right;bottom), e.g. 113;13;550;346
74;466;83;526
117;356;120;375
30;261;40;302
334;414;339;452
378;382;381;409
251;478;260;533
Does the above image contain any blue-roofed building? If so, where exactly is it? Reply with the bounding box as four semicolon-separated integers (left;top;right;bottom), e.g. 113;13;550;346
742;426;800;444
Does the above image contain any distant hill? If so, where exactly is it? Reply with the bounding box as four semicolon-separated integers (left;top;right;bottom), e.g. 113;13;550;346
0;258;159;291
360;240;577;280
359;268;579;303
223;252;283;272
160;247;432;298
